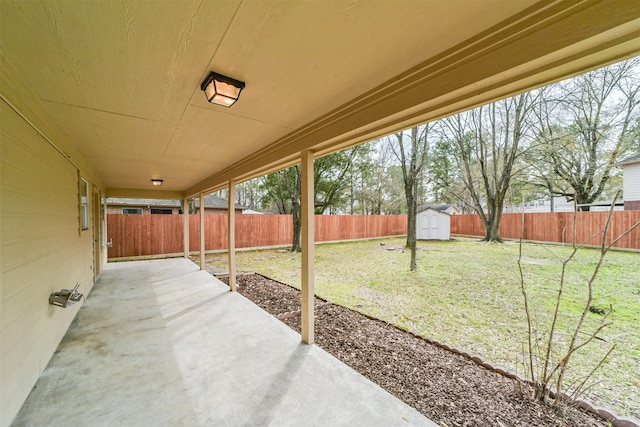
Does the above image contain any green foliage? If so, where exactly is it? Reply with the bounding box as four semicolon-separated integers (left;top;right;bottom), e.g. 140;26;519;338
260;167;299;213
259;148;363;215
313;147;363;214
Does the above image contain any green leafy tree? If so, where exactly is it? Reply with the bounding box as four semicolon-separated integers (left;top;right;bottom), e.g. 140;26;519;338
260;148;361;252
314;147;364;214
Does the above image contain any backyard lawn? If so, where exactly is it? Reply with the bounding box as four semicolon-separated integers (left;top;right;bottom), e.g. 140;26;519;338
203;237;640;419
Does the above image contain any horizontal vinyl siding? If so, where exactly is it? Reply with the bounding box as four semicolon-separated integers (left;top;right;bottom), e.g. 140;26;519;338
1;101;96;426
623;164;640;201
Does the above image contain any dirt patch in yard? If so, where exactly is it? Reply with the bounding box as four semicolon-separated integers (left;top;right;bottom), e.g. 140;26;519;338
220;273;609;427
520;256;551;265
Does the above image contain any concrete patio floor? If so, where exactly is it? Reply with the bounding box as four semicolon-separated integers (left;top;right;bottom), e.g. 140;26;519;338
13;258;437;426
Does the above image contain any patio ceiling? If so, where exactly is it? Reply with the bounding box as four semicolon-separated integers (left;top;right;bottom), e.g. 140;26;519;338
1;1;639;198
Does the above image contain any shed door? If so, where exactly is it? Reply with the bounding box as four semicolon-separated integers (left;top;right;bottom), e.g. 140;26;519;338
429;213;439;239
419;213;429;239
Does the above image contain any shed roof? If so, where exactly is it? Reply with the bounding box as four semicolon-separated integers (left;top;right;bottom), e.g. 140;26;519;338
418;207;451;216
419;204;456;213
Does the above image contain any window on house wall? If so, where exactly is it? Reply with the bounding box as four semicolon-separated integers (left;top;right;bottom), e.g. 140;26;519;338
80;178;89;230
123;208;143;214
151;208;173;214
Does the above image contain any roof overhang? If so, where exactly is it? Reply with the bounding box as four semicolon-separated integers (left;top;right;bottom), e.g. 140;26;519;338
613;154;640;167
1;0;638;199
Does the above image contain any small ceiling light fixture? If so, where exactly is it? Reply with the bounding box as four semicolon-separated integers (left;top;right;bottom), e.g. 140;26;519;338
200;71;245;107
151;179;164;187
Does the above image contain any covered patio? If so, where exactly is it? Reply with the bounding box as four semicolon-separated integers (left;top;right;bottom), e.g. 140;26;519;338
2;1;640;424
12;258;435;426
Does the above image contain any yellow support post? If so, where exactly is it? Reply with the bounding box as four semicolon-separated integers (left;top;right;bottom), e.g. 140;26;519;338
183;197;190;259
301;150;315;344
228;180;237;292
199;192;205;270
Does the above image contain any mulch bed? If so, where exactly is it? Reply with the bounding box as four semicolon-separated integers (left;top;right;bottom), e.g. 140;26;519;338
221;273;607;427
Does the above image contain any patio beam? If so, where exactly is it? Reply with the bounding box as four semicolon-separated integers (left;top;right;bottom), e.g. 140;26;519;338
301;149;315;344
200;192;205;271
228;180;237;292
183;197;190;259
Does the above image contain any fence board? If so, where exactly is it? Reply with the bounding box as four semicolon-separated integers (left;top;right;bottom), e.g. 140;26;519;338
109;212;638;259
450;211;640;250
107;214;407;258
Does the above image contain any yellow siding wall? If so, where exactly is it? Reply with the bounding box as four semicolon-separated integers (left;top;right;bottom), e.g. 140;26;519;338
1;101;98;426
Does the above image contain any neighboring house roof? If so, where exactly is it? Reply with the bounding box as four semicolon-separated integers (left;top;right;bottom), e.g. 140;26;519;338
419;204;459;213
107;195;245;210
613;154;640;166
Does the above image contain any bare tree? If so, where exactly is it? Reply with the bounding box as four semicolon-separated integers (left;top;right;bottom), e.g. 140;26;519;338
536;59;640;210
439;92;538;242
388;125;429;271
518;194;640;407
235;179;262;210
349;140;406;215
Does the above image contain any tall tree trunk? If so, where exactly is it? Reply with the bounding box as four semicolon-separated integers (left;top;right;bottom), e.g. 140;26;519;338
482;205;504;242
290;166;302;252
349;177;354;214
389;126;428;272
406;189;418;271
291;201;301;252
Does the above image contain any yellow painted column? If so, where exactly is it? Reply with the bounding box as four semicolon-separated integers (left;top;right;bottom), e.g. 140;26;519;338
183;197;190;259
228;180;237;292
301;150;315;344
200;192;205;270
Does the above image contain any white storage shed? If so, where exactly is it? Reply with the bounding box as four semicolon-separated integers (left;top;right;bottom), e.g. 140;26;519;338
417;207;451;240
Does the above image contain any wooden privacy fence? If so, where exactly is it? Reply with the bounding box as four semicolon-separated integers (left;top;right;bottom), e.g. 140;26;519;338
107;214;407;259
450;211;640;250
